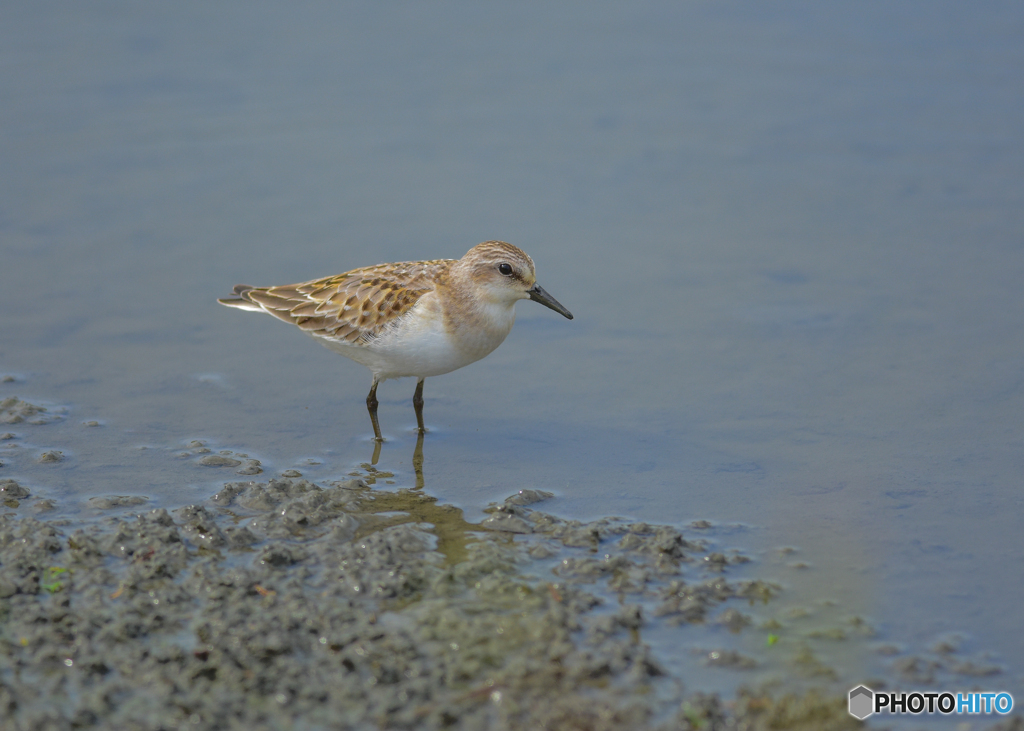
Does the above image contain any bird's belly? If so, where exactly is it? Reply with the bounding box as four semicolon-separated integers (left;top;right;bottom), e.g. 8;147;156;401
315;314;505;381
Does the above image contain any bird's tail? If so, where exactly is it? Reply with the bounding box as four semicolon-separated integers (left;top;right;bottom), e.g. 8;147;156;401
217;284;263;312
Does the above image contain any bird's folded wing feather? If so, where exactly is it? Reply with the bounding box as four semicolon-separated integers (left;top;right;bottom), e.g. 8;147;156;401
228;259;454;344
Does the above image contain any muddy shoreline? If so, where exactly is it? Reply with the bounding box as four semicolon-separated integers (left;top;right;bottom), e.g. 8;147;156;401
0;472;862;730
0;397;1018;730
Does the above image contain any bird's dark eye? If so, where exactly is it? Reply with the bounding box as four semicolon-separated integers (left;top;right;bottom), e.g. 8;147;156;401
498;263;514;276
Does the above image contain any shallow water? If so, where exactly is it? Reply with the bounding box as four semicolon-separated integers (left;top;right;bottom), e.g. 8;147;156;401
3;0;1023;724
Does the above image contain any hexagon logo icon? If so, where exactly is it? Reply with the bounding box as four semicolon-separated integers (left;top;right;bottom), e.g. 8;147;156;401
849;685;874;720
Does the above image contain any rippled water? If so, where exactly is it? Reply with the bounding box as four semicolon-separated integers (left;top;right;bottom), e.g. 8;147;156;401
3;1;1023;719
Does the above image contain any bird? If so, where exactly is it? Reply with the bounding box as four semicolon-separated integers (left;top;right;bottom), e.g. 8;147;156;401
218;240;573;441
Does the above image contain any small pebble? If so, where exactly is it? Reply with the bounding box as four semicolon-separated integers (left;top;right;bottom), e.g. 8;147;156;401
504;489;554;506
88;496;148;510
480;513;533;534
32;499;57;513
0;480;29;498
199;455;241;468
235;461;263;476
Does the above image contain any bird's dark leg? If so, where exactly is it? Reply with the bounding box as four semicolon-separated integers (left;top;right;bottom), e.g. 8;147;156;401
413;429;425;490
366;378;383;442
413;378;426;434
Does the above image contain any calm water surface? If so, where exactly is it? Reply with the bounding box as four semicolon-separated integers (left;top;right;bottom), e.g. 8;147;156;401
3;0;1023;717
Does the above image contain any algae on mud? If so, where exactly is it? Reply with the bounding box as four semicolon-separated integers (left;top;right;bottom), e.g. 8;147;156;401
0;471;864;730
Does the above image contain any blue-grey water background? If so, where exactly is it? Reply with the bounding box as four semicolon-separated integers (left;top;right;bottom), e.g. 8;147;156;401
3;1;1022;720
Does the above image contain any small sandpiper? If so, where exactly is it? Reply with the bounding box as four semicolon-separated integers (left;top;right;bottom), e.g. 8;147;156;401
218;240;573;440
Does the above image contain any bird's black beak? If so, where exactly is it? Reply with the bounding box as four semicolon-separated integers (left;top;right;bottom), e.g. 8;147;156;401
528;284;573;320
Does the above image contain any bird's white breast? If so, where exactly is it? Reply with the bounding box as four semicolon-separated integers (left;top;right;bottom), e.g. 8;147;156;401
315;292;516;381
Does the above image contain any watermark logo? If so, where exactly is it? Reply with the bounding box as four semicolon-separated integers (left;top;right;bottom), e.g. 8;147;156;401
848;686;873;720
849;685;1014;720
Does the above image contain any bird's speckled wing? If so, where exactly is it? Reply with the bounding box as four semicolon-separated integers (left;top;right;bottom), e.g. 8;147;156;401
221;259;454;344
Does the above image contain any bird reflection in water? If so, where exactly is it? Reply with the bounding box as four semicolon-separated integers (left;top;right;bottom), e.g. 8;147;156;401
352;431;475;565
367;429;424;489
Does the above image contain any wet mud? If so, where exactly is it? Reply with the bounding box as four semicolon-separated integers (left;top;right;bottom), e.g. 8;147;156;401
0;473;860;731
0;396;1017;730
